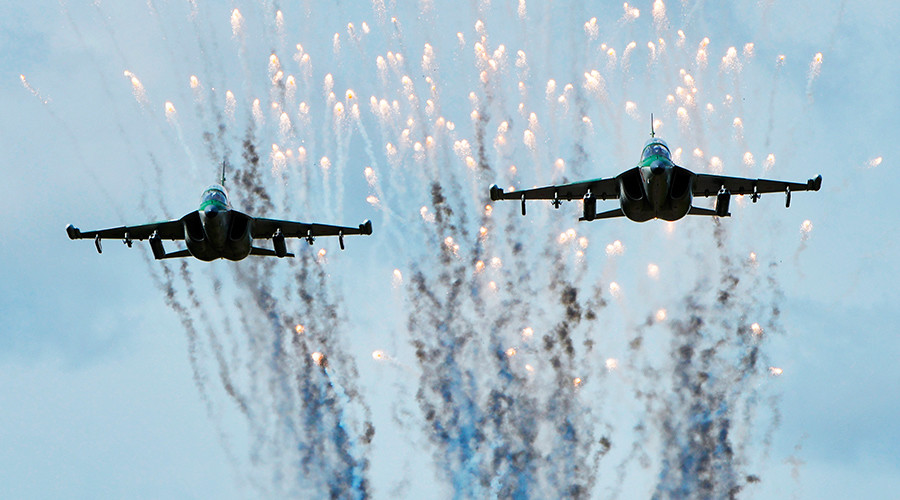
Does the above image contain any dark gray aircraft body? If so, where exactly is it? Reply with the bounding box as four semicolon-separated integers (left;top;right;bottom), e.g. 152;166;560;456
67;184;372;261
490;131;821;222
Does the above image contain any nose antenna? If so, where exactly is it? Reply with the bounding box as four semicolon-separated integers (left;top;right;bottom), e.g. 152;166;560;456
221;160;226;187
650;113;655;138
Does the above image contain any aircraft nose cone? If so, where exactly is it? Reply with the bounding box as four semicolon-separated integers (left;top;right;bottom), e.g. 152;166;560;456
650;161;667;175
204;206;219;218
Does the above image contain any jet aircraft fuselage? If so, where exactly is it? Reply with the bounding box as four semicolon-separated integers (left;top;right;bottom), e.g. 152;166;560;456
67;184;373;261
490;130;822;224
190;185;251;261
619;138;693;222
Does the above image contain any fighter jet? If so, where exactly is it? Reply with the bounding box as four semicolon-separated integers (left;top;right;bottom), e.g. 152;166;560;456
67;176;372;261
490;118;821;222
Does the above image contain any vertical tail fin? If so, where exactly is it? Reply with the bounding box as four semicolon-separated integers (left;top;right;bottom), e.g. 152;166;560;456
650;113;655;138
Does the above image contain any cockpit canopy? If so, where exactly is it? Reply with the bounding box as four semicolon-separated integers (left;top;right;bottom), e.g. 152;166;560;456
641;138;671;161
201;185;229;209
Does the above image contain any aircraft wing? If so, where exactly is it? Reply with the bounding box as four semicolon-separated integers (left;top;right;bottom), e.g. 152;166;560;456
490;177;619;203
66;219;185;241
251;217;373;239
692;173;822;198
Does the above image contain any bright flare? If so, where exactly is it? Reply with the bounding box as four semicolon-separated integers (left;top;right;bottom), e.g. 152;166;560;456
605;240;625;256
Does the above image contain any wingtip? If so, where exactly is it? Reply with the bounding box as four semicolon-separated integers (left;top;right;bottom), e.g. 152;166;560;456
66;224;81;240
360;219;373;235
810;175;823;191
490;184;503;201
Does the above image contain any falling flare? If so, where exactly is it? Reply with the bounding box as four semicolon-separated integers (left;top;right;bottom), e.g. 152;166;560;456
743;152;755;167
806;52;824;98
625;101;638;119
622;2;640;21
584;17;598;39
751;323;763;336
721;46;740;72
866;156;883;169
652;0;667;27
800;220;813;239
605;240;625;256
164;101;177;119
20;74;50;105
230;9;243;38
225;90;236;119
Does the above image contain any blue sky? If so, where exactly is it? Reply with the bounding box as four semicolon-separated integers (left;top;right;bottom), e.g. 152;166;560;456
2;1;898;498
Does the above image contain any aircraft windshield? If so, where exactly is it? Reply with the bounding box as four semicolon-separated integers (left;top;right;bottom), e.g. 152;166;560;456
201;186;228;208
641;140;671;161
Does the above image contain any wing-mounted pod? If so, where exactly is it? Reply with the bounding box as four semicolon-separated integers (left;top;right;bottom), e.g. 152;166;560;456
716;188;731;217
273;228;287;257
149;230;166;259
581;191;597;221
489;184;503;201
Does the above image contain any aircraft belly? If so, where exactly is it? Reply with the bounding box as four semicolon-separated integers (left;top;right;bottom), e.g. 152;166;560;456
620;198;655;222
646;174;670;220
222;238;252;261
201;212;229;251
657;200;691;221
